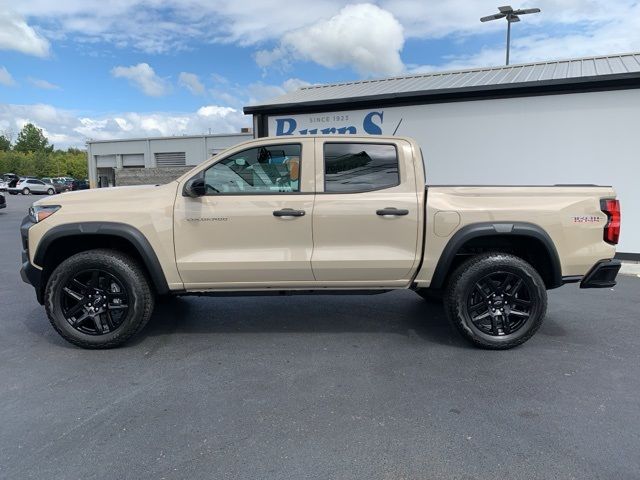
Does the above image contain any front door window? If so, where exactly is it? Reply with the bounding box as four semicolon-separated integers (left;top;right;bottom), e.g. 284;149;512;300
203;144;301;194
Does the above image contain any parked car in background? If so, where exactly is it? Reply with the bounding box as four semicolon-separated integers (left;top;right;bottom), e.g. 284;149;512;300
41;178;72;194
69;179;89;191
9;178;56;195
7;176;38;194
0;180;7;192
55;176;75;183
57;179;74;193
0;192;5;209
2;173;19;183
7;177;20;194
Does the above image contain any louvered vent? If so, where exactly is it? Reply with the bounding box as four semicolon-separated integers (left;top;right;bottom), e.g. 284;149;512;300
154;152;186;167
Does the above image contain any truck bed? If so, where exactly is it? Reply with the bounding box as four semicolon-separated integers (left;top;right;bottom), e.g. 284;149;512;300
415;184;617;287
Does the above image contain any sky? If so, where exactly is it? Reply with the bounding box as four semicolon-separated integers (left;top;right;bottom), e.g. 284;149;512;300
0;0;639;148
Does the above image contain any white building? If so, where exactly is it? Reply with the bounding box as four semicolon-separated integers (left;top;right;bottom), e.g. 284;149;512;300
244;53;640;258
87;131;253;188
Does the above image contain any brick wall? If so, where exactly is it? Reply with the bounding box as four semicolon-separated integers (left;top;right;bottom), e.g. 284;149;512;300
115;167;193;186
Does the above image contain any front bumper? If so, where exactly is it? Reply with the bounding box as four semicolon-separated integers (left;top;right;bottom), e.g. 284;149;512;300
580;259;621;289
20;216;44;304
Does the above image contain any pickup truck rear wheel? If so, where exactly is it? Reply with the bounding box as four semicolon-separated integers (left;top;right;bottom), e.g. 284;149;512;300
44;249;154;349
444;253;547;349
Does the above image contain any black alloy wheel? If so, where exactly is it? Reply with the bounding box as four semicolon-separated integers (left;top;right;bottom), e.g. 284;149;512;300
466;271;532;336
444;253;547;349
45;249;154;348
61;269;130;335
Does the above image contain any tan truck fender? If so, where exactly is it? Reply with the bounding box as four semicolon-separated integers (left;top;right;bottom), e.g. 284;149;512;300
30;222;171;303
426;222;563;290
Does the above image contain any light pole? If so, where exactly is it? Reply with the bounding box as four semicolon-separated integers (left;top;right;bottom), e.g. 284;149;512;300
481;6;541;65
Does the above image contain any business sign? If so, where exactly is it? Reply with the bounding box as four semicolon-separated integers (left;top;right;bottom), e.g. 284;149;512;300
268;109;404;137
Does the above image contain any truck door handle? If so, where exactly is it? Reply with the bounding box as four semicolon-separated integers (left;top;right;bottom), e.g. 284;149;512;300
376;207;409;216
273;208;306;217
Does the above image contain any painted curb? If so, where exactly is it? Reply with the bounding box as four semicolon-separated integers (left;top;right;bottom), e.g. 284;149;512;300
620;261;640;277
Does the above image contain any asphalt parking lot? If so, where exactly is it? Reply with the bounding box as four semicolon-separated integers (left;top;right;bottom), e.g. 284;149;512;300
1;192;639;480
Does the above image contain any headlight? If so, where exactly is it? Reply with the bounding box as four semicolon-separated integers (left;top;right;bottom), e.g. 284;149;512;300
29;205;61;223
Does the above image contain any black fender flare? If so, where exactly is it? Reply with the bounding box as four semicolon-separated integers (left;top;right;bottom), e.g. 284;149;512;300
429;222;563;289
34;222;170;295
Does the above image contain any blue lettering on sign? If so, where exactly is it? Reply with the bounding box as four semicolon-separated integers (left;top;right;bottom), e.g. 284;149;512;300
363;111;383;135
273;111;383;136
275;118;297;136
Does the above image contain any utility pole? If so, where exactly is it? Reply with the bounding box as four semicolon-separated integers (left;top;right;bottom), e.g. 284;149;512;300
481;6;541;65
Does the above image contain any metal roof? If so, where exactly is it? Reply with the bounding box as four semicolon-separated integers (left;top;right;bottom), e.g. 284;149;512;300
244;52;640;114
86;132;253;145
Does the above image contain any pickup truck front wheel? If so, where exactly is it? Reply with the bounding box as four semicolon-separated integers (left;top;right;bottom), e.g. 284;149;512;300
444;253;547;349
44;249;154;349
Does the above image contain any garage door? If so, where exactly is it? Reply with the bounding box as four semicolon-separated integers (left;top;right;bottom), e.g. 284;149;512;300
95;155;116;167
122;154;145;167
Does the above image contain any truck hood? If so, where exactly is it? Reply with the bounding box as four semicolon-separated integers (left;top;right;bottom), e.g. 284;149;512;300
33;183;176;207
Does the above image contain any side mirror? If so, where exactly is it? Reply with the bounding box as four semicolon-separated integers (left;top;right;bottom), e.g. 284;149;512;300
183;177;206;197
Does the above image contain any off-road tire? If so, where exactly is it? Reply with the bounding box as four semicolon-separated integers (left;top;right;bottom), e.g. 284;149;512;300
44;249;154;348
444;253;547;349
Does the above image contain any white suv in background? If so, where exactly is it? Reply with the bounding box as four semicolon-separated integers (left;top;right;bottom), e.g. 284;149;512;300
8;179;56;195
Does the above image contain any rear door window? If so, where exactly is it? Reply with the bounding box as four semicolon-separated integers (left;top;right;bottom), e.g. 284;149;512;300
323;143;399;193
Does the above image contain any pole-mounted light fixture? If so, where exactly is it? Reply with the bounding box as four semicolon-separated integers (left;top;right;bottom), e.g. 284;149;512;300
481;6;541;65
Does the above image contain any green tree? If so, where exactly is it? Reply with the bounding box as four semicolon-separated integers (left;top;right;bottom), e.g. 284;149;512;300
0;134;10;151
0;141;87;178
65;149;88;178
33;150;48;177
14;123;54;153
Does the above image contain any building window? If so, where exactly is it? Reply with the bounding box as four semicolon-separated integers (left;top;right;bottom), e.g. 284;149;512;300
323;143;399;193
154;152;186;167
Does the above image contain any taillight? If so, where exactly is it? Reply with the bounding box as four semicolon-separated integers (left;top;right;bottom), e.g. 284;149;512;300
600;199;621;245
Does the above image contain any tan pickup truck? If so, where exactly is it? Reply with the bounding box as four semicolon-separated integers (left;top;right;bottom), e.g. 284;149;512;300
20;136;621;349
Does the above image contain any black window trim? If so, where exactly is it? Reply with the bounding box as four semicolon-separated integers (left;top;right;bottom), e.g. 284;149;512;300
198;142;306;196
321;141;401;195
